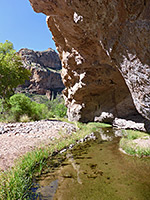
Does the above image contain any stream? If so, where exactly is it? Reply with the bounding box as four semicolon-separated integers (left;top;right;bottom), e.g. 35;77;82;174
30;127;150;200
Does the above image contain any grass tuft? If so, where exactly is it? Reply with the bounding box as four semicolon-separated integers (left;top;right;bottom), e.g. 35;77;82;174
0;121;110;199
19;114;31;123
119;130;150;157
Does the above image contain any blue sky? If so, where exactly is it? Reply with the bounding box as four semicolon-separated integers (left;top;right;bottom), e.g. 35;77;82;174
0;0;56;51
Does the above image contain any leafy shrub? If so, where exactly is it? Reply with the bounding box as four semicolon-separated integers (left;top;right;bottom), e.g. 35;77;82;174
46;97;59;110
9;93;33;121
47;111;55;118
0;98;10;113
0;93;67;122
31;102;49;121
53;103;67;118
9;94;49;121
46;95;67;118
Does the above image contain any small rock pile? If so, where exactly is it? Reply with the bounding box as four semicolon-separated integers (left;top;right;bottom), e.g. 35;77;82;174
0;120;76;170
0;120;76;139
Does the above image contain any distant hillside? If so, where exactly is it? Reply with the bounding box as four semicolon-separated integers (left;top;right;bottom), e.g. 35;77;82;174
16;48;64;99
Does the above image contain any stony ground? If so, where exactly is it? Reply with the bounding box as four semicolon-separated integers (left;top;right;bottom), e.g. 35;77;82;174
0;120;76;171
133;137;150;150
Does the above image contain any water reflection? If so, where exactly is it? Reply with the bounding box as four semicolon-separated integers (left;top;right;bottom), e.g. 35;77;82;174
31;128;150;200
66;153;82;184
31;180;58;200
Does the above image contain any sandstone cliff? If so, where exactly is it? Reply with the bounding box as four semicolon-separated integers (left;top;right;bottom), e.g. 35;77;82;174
18;48;64;98
29;0;150;127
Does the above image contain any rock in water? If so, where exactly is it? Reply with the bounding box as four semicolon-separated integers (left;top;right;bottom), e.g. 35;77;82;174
29;0;150;125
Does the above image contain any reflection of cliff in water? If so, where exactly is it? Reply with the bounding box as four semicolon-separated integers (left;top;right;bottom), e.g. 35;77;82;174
31;128;150;200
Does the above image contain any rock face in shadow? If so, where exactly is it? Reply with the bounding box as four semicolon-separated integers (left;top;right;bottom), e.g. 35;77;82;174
18;48;64;98
29;0;150;124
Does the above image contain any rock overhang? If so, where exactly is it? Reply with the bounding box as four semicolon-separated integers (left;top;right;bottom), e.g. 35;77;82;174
28;0;150;128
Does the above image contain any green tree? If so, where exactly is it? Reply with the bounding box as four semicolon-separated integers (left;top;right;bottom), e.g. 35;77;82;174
0;41;31;108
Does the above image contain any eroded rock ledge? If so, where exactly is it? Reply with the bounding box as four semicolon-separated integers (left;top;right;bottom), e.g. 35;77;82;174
17;48;64;98
29;0;150;128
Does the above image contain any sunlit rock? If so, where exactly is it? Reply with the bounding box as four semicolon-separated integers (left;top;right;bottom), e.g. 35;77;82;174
29;0;150;125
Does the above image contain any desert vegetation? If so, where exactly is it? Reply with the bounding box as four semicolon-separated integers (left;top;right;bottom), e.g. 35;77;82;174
0;41;31;106
119;130;150;157
0;93;67;123
0;41;67;123
0;122;111;199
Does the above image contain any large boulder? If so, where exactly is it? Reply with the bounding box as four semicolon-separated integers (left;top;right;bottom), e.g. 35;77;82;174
29;0;150;126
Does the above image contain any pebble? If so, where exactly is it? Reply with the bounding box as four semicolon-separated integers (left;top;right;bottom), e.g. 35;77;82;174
60;149;67;154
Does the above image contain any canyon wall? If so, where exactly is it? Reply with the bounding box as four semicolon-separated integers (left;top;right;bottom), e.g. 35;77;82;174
29;0;150;124
17;48;64;98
